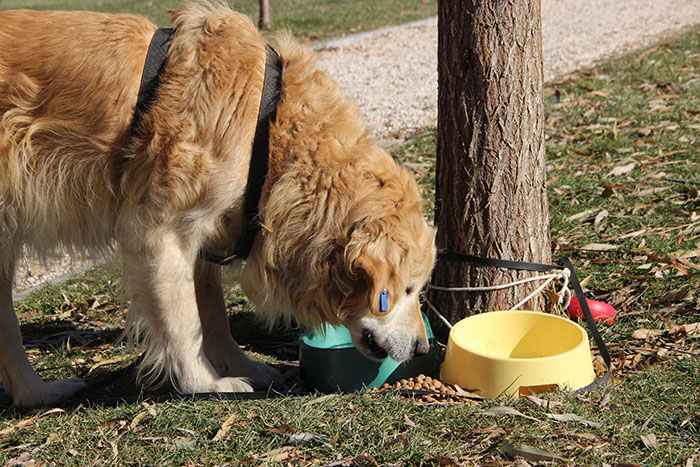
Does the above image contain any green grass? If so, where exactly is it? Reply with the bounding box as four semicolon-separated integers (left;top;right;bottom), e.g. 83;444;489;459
2;11;700;467
539;29;700;371
0;0;437;42
1;360;698;465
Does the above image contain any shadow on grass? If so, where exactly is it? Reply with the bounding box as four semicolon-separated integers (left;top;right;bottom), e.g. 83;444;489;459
227;310;303;362
1;311;305;413
20;320;122;351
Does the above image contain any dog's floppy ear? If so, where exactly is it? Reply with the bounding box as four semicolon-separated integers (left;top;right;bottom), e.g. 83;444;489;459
357;246;393;317
343;227;400;317
340;167;429;317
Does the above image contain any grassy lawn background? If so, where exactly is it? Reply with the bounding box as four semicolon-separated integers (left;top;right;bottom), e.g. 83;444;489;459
1;2;699;466
0;0;437;42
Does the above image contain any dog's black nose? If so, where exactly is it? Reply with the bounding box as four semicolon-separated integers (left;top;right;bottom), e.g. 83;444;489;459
413;338;430;356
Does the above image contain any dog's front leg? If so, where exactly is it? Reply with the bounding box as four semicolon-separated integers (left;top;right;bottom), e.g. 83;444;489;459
121;228;254;393
0;269;85;407
195;260;282;388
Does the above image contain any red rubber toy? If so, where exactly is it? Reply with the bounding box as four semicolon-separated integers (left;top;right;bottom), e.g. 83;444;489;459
568;297;616;324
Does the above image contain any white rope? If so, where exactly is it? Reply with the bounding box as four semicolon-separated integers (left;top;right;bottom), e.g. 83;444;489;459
424;296;454;329
428;273;561;293
425;268;572;326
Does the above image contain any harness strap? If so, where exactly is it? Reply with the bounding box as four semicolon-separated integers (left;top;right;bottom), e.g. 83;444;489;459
199;45;282;265
227;45;283;262
129;28;283;264
130;28;174;140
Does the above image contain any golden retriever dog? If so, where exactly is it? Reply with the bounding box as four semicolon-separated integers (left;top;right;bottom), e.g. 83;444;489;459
0;2;436;407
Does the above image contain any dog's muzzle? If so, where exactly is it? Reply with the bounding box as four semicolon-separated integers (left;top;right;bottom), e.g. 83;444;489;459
361;329;388;360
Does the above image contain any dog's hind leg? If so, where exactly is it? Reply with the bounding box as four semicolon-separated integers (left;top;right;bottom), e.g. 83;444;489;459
121;228;260;394
0;264;85;407
195;260;282;388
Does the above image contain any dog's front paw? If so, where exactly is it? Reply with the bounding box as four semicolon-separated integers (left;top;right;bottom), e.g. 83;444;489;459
238;359;284;390
210;376;255;393
210;362;283;392
13;378;86;408
208;349;284;390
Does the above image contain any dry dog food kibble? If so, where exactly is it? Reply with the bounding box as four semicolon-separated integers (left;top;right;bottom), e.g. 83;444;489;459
367;374;480;404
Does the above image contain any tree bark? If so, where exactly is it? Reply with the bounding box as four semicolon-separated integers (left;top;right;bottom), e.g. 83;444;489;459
429;0;551;340
259;0;271;29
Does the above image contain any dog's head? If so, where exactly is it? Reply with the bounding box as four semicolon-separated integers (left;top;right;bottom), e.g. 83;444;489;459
343;227;436;361
241;147;436;362
337;168;436;361
237;35;436;362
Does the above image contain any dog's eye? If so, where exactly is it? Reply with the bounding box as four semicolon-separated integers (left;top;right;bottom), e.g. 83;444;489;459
405;286;414;295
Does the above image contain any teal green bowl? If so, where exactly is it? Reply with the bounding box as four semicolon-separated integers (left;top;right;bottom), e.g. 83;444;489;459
299;313;443;392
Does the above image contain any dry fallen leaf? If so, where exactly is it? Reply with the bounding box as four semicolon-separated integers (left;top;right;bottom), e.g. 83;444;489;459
167;437;196;452
581;243;618;252
88;351;142;375
608;162;636;177
641;433;659;450
617;229;647;240
479;406;540;422
631;328;664;340
670;322;700;338
264;423;295;435
522;394;563;409
5;453;36;467
109;440;119;461
0;408;66;437
568;209;596;222
43;432;61;447
594;209;609;231
252;446;296;462
0;418;36;438
452;383;479;398
212;412;237;442
304;394;337;406
130;403;157;431
545;412;602;428
680;249;700;259
501;439;564;461
286;432;330;445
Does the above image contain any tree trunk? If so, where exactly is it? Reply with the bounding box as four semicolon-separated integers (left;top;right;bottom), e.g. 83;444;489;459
259;0;271;29
429;0;551;340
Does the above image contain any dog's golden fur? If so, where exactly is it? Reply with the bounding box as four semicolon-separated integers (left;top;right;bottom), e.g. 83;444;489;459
0;3;435;407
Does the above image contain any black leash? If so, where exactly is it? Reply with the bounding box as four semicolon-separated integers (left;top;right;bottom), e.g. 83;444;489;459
559;257;612;390
437;251;612;390
129;28;283;265
439;251;561;273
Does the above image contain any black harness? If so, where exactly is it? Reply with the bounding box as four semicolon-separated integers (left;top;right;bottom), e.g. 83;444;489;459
130;28;283;263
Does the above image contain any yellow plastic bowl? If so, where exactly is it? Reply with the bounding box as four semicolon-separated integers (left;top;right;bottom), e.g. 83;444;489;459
440;310;595;398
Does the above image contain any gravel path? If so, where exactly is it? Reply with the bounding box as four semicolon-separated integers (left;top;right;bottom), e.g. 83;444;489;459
12;0;700;295
316;0;700;142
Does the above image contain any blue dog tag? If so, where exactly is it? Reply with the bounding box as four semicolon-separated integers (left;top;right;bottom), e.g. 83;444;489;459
380;289;389;312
